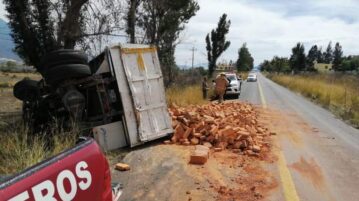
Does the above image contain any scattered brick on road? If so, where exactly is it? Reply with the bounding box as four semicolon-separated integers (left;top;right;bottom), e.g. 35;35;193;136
169;102;271;157
115;163;130;171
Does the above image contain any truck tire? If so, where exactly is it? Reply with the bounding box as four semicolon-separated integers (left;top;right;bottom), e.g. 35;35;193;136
13;79;40;101
44;64;91;85
39;49;88;72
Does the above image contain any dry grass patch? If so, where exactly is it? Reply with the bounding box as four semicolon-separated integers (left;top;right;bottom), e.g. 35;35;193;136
0;122;79;175
267;73;359;127
166;85;209;106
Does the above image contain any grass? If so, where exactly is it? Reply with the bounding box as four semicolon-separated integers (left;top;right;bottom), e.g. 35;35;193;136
0;121;79;175
267;73;359;127
166;85;209;106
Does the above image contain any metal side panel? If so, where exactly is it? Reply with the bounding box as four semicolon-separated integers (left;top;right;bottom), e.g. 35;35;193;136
119;44;173;142
108;47;141;147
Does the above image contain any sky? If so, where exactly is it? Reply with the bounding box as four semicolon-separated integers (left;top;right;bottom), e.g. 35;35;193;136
1;0;359;67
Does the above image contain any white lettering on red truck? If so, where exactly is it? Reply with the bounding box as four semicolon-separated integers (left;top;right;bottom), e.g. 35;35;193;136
8;161;92;201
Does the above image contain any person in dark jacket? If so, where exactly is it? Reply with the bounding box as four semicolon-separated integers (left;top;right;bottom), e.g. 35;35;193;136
202;77;209;99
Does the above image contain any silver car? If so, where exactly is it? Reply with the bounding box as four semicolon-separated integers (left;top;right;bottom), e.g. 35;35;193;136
225;73;241;97
247;73;257;82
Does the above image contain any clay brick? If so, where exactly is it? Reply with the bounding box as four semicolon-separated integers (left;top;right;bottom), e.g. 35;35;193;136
252;145;261;153
178;116;190;126
233;141;241;149
210;126;218;135
115;163;130;171
206;135;215;143
218;141;228;149
237;130;250;136
191;137;199;145
193;133;202;138
171;135;178;143
203;142;213;148
232;149;241;153
175;124;185;139
189;150;208;165
183;128;193;139
172;120;179;129
214;147;222;152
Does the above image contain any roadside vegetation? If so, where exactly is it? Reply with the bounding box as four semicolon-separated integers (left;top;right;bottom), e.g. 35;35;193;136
166;85;208;106
261;40;359;127
0;121;79;174
267;73;359;127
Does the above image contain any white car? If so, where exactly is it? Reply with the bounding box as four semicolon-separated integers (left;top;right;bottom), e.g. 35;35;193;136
225;73;241;97
247;73;257;82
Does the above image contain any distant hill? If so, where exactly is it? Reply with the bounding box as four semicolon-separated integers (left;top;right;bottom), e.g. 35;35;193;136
0;18;21;61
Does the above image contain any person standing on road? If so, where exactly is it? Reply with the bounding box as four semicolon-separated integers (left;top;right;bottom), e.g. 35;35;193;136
202;77;209;99
215;73;229;103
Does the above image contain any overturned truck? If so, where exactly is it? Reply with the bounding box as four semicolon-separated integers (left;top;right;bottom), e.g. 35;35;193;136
13;44;173;150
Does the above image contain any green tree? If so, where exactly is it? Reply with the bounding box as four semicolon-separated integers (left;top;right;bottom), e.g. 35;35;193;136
260;60;272;72
236;43;254;72
324;41;333;64
205;13;231;77
4;0;57;69
139;0;199;86
4;0;123;69
271;56;290;73
306;45;318;71
289;42;306;73
333;42;343;71
316;47;325;63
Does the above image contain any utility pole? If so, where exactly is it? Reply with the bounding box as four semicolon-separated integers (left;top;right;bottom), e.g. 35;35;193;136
191;46;197;69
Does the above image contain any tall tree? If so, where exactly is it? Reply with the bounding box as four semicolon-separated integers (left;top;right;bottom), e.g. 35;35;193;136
271;56;290;73
324;41;333;64
126;0;141;43
260;60;272;72
139;0;199;86
316;47;325;63
332;42;343;71
289;42;306;73
236;43;254;72
306;45;318;71
205;13;231;77
3;0;58;68
4;0;124;69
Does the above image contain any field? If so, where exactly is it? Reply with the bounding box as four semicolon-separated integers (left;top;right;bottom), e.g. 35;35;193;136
0;71;208;175
267;73;359;127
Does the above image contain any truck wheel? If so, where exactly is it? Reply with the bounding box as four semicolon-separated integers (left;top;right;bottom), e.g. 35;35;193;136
44;64;91;85
13;79;40;101
39;49;88;72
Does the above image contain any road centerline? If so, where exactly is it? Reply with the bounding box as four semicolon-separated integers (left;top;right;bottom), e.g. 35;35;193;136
257;78;300;201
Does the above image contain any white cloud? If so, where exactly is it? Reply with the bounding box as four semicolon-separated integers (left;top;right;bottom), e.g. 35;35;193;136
1;0;359;67
0;2;6;21
175;0;359;67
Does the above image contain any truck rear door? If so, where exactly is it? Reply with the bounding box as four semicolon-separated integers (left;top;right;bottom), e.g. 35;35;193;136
109;44;173;147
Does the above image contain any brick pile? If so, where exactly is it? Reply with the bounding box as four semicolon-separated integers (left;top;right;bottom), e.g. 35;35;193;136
168;102;270;159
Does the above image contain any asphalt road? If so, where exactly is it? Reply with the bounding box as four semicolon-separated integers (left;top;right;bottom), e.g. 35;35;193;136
239;73;359;201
